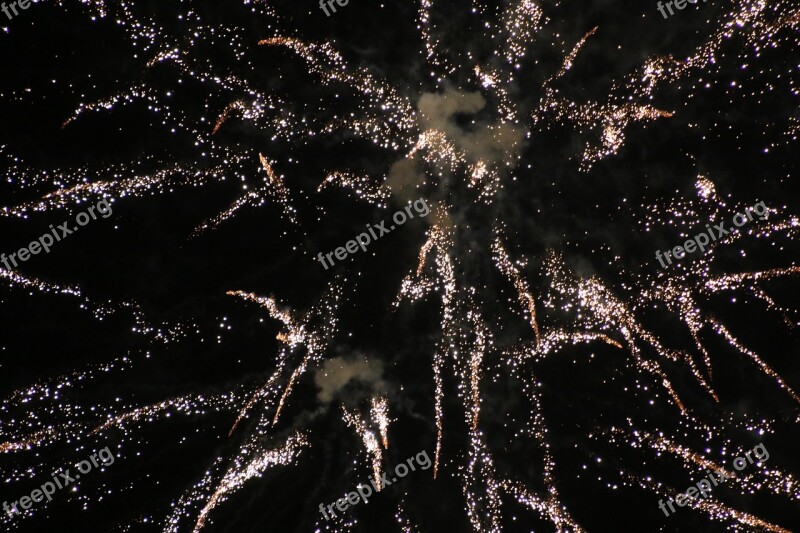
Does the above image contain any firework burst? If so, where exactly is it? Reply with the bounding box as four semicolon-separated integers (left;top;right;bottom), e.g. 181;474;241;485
1;0;799;531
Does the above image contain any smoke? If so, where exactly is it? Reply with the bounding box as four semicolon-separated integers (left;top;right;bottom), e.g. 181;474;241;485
386;157;425;204
386;86;525;212
386;86;525;206
417;86;525;164
417;88;486;132
314;354;386;404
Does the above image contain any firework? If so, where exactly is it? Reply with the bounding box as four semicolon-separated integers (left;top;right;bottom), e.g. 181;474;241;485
0;0;798;531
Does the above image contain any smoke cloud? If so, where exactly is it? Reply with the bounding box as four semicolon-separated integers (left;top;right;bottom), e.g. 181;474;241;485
314;354;386;404
417;86;524;164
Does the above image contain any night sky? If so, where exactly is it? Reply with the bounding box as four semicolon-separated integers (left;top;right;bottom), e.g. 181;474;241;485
0;1;799;532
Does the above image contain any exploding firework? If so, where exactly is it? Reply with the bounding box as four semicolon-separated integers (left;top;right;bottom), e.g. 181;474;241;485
0;0;799;531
